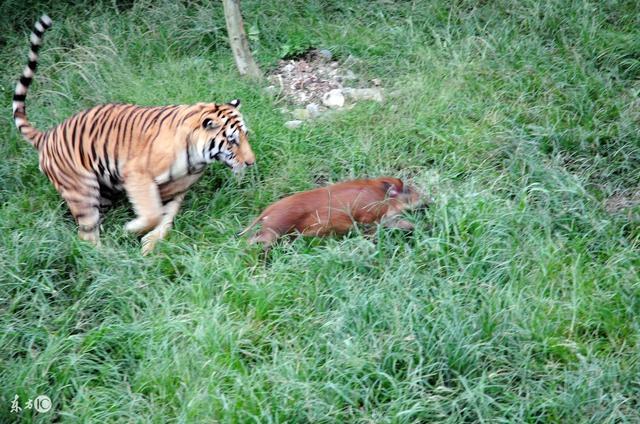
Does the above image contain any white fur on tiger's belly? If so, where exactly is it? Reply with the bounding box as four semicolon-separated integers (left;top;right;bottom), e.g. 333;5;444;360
155;150;192;185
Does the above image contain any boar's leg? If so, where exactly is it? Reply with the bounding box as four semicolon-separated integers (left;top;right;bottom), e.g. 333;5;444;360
249;229;280;249
381;218;414;231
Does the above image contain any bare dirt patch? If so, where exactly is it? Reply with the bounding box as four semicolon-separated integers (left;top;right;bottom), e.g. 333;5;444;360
267;49;352;105
265;49;383;126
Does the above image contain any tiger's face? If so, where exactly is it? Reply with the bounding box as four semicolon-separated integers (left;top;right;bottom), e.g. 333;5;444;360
193;99;255;173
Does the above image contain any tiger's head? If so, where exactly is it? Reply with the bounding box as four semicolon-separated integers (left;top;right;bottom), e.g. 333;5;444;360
191;99;255;173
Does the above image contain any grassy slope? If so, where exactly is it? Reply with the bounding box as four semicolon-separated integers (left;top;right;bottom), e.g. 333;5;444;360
1;0;639;422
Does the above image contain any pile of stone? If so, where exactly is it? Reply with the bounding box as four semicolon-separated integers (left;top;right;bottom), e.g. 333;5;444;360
265;49;384;129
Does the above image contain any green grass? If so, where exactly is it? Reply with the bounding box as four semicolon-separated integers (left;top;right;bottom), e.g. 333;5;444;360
1;0;639;422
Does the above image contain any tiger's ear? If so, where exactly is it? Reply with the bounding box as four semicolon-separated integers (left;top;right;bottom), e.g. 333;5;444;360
228;99;241;109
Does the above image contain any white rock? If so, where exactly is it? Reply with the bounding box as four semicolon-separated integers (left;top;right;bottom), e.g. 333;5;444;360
292;108;310;120
282;63;295;73
387;89;402;98
341;70;357;80
306;103;321;118
322;89;345;108
318;106;350;120
343;87;384;102
284;120;303;129
317;49;333;61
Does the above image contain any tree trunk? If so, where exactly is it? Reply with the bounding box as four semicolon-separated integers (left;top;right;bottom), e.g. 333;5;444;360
222;0;262;79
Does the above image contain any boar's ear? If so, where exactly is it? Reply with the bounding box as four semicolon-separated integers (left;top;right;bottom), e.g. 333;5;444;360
383;181;399;197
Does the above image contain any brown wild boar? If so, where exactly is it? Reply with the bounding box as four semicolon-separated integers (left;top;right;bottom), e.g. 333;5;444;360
238;177;424;247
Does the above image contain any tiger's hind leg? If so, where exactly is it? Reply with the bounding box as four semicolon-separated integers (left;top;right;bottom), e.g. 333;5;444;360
75;205;101;245
123;171;162;235
141;193;186;255
61;179;102;246
99;196;112;208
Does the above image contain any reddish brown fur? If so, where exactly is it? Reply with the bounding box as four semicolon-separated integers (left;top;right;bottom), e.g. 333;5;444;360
240;177;423;247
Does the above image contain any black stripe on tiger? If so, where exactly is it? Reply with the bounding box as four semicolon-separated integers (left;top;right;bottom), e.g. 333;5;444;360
13;14;52;148
39;17;52;29
19;76;32;88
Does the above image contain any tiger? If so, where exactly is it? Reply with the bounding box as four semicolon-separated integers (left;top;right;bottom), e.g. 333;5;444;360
12;15;256;254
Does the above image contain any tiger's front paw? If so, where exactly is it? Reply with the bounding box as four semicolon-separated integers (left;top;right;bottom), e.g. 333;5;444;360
125;216;161;234
78;228;101;246
141;234;158;256
140;226;169;255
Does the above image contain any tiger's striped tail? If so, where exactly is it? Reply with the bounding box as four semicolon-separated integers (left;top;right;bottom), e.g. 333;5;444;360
13;14;52;149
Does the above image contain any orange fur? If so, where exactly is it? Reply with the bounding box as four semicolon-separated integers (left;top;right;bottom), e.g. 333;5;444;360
240;177;423;247
13;15;255;254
